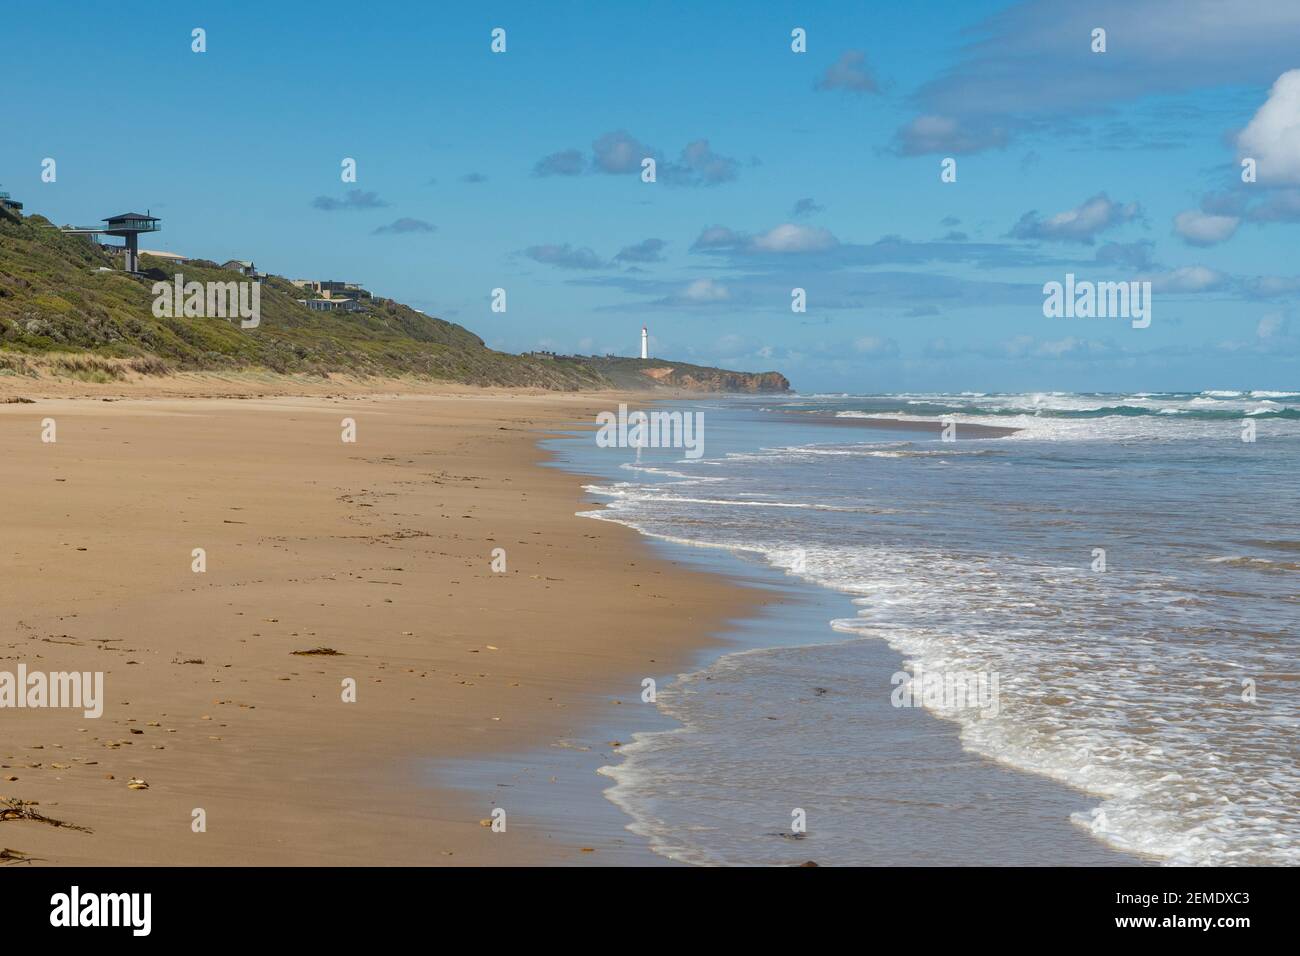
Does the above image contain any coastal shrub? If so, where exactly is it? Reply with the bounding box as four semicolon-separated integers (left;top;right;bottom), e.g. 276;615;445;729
50;355;126;381
127;355;171;376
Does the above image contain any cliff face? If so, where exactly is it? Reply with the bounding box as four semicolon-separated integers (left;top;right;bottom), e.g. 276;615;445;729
639;364;791;393
573;356;791;392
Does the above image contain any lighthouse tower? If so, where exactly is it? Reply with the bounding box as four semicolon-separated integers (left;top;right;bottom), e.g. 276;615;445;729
640;325;648;360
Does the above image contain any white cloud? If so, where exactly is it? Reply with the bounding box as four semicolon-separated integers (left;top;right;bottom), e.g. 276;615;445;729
691;225;744;251
681;278;730;302
1142;265;1228;292
662;140;740;187
1173;209;1240;246
1241;275;1300;297
904;2;1300;131
1237;69;1300;185
1036;337;1085;358
538;131;742;187
1257;313;1287;338
893;114;1010;155
523;244;606;269
852;336;898;357
1002;336;1118;360
750;223;839;253
1010;193;1140;244
815;50;879;94
691;222;838;255
592;130;654;174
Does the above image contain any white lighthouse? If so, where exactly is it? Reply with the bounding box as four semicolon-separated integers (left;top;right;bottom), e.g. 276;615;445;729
640;325;648;359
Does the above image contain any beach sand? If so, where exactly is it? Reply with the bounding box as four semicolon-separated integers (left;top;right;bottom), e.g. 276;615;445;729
0;376;758;865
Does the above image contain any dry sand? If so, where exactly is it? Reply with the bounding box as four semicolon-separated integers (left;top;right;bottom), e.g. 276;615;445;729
0;374;758;865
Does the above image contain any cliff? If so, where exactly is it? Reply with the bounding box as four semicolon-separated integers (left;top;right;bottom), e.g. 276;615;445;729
586;358;791;393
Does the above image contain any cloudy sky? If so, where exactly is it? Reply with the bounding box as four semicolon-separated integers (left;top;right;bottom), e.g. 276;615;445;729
5;0;1300;392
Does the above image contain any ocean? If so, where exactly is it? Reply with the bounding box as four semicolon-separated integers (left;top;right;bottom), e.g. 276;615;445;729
553;391;1299;866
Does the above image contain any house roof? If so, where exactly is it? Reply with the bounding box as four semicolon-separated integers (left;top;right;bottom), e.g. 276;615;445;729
103;212;158;222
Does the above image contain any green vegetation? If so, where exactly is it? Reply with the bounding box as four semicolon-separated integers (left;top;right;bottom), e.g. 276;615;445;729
0;211;788;392
574;355;790;392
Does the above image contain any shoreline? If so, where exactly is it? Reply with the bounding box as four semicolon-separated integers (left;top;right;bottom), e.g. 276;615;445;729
1;382;761;865
2;377;1168;866
513;401;1153;867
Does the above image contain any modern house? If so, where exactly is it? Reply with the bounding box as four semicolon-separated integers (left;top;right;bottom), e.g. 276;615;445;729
321;280;369;300
140;249;189;264
291;279;370;301
290;278;371;314
297;296;363;313
222;259;264;279
0;185;22;215
55;212;160;271
84;212;161;273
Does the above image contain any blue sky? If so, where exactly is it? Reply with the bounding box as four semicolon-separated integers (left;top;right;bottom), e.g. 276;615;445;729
5;0;1299;392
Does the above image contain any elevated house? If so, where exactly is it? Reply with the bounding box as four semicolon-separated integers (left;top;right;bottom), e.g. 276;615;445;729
60;212;161;273
0;184;22;218
101;212;160;273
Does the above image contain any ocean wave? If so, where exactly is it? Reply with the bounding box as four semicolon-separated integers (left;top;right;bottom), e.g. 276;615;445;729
574;394;1298;867
718;442;1002;463
832;409;1300;442
836;404;1300;421
592;485;1300;865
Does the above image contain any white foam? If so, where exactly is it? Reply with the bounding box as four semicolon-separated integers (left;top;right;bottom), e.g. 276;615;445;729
575;394;1300;866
